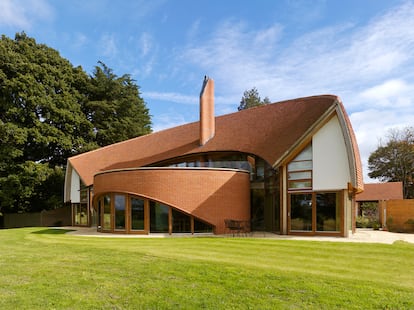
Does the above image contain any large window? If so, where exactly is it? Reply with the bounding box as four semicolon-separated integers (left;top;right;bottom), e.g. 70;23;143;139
172;209;191;233
103;195;111;230
289;192;341;234
316;193;340;232
288;144;312;190
150;201;169;233
114;194;126;230
97;193;212;234
131;197;145;230
290;193;312;231
73;203;88;225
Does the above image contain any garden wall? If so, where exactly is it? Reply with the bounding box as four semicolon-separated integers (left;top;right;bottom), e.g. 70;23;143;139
380;199;414;233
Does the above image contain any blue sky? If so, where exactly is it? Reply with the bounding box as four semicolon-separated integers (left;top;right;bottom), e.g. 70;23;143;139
1;0;414;182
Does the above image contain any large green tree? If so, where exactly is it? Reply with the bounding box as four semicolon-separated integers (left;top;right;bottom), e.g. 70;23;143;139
368;127;414;199
238;87;270;111
85;62;151;147
0;33;152;214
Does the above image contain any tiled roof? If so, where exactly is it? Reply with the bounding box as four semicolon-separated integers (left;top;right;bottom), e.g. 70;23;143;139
69;95;360;187
356;182;404;201
336;98;364;192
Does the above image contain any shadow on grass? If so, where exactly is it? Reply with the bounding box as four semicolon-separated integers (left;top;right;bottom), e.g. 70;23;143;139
31;228;76;235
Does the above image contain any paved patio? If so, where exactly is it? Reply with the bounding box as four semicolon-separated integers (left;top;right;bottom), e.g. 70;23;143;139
62;227;414;244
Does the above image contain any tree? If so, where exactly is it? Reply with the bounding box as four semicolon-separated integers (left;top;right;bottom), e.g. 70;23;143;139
368;127;414;198
84;62;151;147
0;33;152;213
238;87;270;111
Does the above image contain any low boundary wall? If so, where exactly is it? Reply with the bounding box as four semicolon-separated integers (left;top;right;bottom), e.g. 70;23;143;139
380;199;414;233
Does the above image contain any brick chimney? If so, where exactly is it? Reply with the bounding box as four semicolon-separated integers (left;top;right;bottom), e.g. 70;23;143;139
199;76;215;146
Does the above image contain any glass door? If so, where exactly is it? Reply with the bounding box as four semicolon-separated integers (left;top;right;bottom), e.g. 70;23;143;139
289;193;313;232
289;192;342;234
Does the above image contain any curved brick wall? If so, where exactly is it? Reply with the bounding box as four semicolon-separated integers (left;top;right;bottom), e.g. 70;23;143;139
93;167;250;234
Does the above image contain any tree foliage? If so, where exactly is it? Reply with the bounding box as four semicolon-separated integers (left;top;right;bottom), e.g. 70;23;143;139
85;62;151;147
0;33;152;213
368;127;414;198
238;87;270;111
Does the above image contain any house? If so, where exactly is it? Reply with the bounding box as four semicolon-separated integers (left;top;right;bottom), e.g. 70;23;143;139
64;77;363;237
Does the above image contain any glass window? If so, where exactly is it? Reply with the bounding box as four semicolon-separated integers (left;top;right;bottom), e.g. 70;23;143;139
131;197;145;230
80;189;88;203
97;199;102;229
114;194;126;230
79;203;88;225
288;144;312;191
103;195;111;230
288;171;312;180
287;160;312;172
150;201;169;233
290;193;312;231
288;180;312;190
316;193;340;232
194;218;213;233
172;209;191;233
294;144;312;160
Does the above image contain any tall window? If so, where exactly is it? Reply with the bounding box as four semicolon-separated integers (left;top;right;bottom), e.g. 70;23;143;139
103;195;111;230
131;197;145;230
114;194;126;230
288;144;312;190
316;192;340;232
150;201;169;233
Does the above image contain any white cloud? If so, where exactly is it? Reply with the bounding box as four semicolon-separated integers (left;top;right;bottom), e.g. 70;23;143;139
0;0;53;29
72;32;88;50
350;106;413;182
99;33;118;58
359;79;413;108
139;32;153;57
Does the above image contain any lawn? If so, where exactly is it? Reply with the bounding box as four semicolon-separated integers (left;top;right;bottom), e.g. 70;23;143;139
0;228;413;309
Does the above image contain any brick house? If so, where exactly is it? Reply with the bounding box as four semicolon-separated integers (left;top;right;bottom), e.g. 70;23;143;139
64;77;363;237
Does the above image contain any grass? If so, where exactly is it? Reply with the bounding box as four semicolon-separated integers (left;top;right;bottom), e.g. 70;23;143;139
0;228;414;309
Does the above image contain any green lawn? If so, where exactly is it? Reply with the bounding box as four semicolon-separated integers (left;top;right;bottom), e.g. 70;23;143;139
1;228;413;309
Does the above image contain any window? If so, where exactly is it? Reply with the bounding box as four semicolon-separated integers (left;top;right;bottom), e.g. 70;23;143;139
114;194;126;230
131;197;145;230
290;193;312;231
289;191;341;234
316;192;340;232
172;209;191;233
150;201;169;233
103;195;111;230
288;144;312;191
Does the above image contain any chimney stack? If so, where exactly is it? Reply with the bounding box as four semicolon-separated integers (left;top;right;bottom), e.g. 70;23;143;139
199;76;215;146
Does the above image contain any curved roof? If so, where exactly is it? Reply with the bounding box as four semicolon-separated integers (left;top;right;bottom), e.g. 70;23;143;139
68;94;363;190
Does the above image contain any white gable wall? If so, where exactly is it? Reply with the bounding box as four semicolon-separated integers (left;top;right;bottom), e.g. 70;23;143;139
64;163;81;203
313;115;350;191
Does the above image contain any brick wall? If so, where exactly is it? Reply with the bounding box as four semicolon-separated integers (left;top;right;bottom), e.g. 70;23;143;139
94;167;250;234
380;199;414;233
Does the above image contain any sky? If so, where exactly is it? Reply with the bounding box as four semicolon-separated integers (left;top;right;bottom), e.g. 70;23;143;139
1;0;414;182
